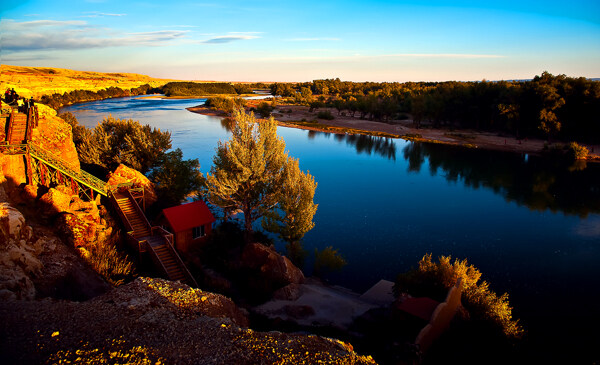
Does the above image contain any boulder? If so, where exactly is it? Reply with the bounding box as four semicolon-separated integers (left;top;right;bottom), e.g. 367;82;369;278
0;203;42;300
273;283;304;301
20;184;42;202
0;202;28;240
240;243;305;298
39;187;72;216
56;213;97;248
107;164;157;206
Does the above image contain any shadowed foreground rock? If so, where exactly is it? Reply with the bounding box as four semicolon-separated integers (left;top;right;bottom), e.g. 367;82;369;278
0;277;376;364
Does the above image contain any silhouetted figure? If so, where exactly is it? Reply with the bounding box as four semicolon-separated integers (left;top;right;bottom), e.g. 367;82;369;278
10;89;18;104
4;89;10;102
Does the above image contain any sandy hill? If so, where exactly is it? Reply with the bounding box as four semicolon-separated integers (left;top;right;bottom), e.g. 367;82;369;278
0;65;179;99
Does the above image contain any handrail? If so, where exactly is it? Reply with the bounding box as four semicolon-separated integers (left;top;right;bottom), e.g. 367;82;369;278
0;144;28;154
28;143;108;196
146;242;171;279
154;227;197;287
124;188;152;231
108;190;135;232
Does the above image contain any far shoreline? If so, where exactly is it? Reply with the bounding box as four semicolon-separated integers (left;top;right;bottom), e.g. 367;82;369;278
186;103;600;162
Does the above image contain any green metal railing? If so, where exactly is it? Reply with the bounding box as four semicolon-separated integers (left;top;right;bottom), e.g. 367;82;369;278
28;143;108;196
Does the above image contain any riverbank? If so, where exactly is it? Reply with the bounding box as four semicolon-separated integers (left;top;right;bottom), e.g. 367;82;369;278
187;103;600;161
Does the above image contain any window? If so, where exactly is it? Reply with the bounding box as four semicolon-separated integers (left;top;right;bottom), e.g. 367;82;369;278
192;225;205;239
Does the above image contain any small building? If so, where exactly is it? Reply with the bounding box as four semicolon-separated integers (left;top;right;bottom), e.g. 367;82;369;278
157;201;216;252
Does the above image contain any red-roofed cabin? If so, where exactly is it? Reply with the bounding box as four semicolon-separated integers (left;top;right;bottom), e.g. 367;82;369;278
157;201;216;252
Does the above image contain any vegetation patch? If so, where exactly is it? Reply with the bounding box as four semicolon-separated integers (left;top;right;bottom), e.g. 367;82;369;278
162;82;237;96
395;254;524;339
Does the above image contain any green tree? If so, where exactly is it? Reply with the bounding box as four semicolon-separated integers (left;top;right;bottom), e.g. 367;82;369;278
149;148;204;206
262;158;318;255
256;102;273;118
79;116;171;173
204;109;289;242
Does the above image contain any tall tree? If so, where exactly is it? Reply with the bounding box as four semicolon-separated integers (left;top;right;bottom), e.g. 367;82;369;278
262;157;318;247
149;148;204;207
204;109;289;242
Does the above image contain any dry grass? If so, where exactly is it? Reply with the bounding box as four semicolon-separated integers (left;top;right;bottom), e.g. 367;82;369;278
0;65;178;99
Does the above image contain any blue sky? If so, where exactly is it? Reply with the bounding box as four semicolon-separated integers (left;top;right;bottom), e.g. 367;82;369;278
1;0;599;82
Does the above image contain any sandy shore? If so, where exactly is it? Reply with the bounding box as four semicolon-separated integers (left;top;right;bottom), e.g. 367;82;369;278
187;102;600;161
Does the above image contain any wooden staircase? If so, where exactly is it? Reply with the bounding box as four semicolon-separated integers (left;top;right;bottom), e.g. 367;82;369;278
114;192;152;239
7;113;28;144
146;236;188;283
110;189;197;287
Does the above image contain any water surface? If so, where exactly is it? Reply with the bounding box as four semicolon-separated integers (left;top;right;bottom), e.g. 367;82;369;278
62;96;600;360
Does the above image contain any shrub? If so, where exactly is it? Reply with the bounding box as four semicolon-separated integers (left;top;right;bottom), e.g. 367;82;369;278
567;142;589;160
205;97;246;114
256;102;273;118
85;235;135;286
395;253;524;339
314;246;346;277
317;110;335;120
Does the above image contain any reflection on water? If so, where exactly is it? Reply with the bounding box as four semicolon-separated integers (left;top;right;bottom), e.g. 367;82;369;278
306;130;396;160
61;96;600;361
402;142;600;217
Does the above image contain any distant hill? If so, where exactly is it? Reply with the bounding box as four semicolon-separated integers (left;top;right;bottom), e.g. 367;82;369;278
0;65;180;99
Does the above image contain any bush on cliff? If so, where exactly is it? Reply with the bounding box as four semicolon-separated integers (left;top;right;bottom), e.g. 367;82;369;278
395;254;524;339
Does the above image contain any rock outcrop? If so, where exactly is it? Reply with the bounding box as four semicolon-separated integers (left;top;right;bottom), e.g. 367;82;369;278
107;164;157;205
0;202;40;300
0;202;109;301
1;104;80;189
0;277;375;364
31;104;80;170
237;242;305;301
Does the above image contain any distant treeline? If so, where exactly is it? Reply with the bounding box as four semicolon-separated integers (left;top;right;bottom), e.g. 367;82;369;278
40;81;267;110
40;84;159;110
161;82;267;96
162;82;237;96
270;72;600;143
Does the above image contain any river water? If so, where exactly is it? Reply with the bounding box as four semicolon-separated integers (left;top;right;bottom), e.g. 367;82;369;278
61;95;600;360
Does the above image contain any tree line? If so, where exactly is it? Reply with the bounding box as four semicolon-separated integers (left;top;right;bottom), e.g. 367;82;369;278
40;84;159;110
270;73;600;143
39;81;264;110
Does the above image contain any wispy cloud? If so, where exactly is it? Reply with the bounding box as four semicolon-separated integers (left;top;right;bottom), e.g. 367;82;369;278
82;12;127;18
250;53;504;62
286;37;341;42
0;19;188;51
200;33;260;44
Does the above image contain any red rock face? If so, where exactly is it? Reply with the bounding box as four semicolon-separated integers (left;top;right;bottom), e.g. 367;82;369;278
1;104;80;189
107;164;157;206
30;105;80;171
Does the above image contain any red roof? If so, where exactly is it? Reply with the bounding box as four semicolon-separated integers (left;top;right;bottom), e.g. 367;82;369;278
162;201;216;233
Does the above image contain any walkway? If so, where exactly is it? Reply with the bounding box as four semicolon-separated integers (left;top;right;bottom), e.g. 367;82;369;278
111;190;197;287
1;107;197;287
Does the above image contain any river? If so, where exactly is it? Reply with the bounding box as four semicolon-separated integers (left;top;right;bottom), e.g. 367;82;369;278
61;95;600;361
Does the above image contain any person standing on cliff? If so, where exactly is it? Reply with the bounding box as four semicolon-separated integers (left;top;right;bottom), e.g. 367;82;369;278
4;89;11;103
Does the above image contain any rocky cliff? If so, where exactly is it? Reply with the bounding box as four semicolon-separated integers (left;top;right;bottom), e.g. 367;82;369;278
0;98;377;363
0;277;375;364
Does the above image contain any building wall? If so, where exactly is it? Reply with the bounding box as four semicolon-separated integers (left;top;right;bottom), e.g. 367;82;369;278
174;223;213;253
